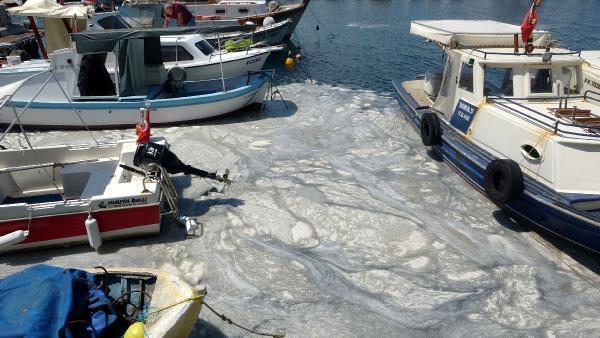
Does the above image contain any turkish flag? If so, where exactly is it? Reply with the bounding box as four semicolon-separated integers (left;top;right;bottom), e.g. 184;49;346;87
521;1;540;43
136;109;151;144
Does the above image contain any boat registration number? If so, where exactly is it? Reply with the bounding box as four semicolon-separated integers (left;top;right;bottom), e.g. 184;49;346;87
246;58;262;65
450;100;478;134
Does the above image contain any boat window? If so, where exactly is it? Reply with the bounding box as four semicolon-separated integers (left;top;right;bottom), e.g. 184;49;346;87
530;68;554;93
195;40;215;56
97;16;131;29
562;66;580;95
484;67;513;96
216;9;226;14
458;63;473;92
239;8;249;13
161;46;194;62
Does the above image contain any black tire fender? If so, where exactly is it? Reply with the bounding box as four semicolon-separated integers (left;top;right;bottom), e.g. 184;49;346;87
484;159;524;205
420;112;442;146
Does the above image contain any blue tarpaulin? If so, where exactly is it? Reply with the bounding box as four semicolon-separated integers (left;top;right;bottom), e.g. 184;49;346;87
0;265;120;338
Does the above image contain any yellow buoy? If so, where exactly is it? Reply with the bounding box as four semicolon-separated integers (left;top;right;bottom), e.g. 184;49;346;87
285;57;295;70
124;322;145;338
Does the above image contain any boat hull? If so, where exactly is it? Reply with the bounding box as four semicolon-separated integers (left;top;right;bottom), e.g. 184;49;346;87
392;79;600;253
0;73;271;129
0;204;161;252
177;50;271;80
205;20;291;47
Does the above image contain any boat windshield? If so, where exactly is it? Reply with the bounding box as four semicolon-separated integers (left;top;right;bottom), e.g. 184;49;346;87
195;40;215;56
484;67;514;96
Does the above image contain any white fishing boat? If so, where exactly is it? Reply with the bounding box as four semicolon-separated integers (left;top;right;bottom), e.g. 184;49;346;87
0;135;169;251
160;34;282;80
0;34;281;87
0;28;273;129
0;96;230;251
393;19;600;253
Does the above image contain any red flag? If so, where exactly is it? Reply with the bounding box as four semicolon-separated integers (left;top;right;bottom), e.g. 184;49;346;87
521;0;540;43
136;109;151;144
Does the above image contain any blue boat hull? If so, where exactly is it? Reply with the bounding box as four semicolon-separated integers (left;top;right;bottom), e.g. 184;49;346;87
392;80;600;254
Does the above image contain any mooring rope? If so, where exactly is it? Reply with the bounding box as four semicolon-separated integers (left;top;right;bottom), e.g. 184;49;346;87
202;302;286;338
141;295;286;338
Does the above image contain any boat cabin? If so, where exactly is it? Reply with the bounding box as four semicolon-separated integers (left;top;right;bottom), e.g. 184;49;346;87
407;20;600;197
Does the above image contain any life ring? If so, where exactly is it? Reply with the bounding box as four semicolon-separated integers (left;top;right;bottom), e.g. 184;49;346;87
420;112;442;146
484;159;524;205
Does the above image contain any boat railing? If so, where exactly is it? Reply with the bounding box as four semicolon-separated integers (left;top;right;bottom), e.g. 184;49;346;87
487;95;600;138
584;90;600;105
467;47;581;60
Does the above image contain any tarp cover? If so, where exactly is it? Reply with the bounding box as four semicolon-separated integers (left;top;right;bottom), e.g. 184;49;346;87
7;0;92;18
0;264;120;338
411;20;550;48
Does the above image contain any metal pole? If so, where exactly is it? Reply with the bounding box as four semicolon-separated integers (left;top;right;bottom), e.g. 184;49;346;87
218;34;226;92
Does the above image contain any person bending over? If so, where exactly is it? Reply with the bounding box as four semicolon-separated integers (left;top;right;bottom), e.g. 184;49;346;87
163;3;196;27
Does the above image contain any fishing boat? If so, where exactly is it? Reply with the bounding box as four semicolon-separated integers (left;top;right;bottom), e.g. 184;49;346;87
392;19;600;253
0;102;230;252
121;0;310;37
159;34;282;80
0;264;204;338
0;28;273;129
0;33;281;87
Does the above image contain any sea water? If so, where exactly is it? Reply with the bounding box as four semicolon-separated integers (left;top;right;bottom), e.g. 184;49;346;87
1;0;600;337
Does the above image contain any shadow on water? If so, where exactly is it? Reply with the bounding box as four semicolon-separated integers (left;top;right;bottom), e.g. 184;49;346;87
495;209;600;276
189;318;228;338
195;99;298;126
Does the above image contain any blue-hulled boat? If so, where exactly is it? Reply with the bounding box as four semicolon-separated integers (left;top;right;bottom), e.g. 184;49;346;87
393;20;600;253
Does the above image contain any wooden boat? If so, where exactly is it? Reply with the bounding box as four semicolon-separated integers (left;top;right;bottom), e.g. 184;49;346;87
0;265;204;338
393;20;600;253
190;0;310;37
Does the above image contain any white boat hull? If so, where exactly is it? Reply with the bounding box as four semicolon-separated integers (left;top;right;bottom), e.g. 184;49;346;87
0;72;271;128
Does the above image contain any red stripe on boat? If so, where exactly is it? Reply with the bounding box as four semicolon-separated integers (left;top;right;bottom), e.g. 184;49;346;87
0;205;160;243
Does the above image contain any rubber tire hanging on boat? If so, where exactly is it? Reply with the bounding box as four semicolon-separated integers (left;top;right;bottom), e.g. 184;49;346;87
484;159;524;205
420;112;442;146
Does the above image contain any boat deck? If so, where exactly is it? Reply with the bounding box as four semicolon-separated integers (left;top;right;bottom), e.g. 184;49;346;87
402;79;434;107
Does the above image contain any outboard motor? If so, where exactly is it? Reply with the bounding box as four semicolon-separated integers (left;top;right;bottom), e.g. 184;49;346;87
133;142;230;184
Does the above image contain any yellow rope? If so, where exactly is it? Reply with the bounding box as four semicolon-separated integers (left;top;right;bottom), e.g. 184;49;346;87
144;295;203;321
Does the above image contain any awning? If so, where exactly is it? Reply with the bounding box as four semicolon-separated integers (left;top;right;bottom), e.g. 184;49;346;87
7;0;93;18
71;27;222;53
411;20;550;48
